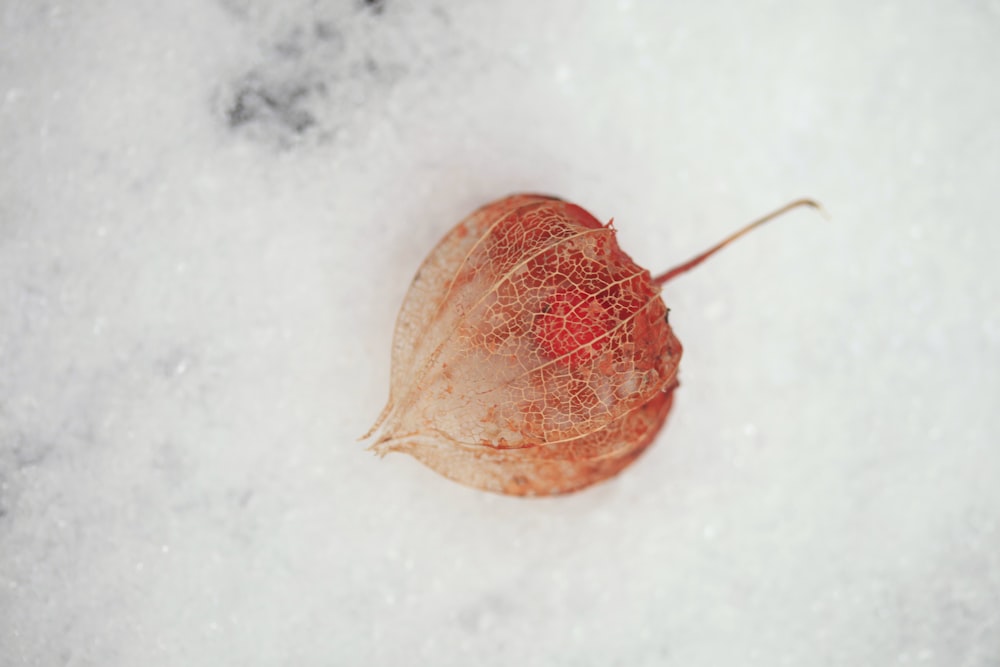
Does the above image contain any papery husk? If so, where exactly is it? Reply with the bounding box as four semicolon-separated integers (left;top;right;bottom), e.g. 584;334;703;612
365;194;682;495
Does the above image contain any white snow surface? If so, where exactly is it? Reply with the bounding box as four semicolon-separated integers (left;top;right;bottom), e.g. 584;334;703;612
1;1;999;665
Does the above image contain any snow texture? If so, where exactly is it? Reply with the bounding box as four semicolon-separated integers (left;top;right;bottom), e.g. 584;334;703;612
1;0;998;665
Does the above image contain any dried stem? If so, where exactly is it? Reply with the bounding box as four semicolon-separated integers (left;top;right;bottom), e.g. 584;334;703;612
652;198;825;286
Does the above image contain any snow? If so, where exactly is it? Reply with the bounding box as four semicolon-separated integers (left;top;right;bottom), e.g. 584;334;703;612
1;0;998;665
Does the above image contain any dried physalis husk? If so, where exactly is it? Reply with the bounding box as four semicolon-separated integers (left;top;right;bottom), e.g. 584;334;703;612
363;194;820;496
363;194;682;496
